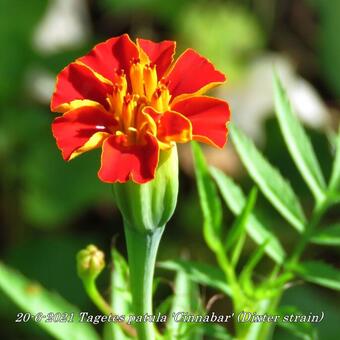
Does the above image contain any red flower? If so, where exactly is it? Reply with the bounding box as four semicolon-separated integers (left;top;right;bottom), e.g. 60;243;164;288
51;34;230;183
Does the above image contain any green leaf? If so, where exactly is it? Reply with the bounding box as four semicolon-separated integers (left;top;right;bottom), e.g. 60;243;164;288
230;123;306;232
166;269;203;340
273;73;326;202
329;127;340;193
228;187;258;267
191;324;232;340
155;296;173;316
0;262;100;340
210;167;285;264
192;142;223;252
108;249;132;340
225;187;258;251
277;306;318;340
239;240;269;292
111;249;131;313
158;260;231;296
311;224;340;246
293;261;340;291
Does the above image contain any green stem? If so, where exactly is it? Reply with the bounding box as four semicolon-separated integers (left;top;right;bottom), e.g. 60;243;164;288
215;245;249;337
288;198;329;266
84;280;137;337
84;280;112;315
240;294;283;340
124;224;165;340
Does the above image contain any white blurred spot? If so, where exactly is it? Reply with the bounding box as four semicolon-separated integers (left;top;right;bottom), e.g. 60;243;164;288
219;54;331;143
33;0;91;54
26;68;56;103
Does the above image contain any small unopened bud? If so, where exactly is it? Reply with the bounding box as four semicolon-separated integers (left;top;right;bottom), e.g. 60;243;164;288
77;245;105;281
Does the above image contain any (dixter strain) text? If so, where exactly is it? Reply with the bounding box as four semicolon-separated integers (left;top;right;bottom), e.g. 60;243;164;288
15;311;325;325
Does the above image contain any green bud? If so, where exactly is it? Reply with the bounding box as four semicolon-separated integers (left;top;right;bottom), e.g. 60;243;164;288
77;244;105;281
113;146;179;233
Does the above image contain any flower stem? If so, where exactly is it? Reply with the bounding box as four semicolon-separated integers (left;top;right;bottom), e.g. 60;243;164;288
84;280;112;315
83;280;137;337
124;224;165;340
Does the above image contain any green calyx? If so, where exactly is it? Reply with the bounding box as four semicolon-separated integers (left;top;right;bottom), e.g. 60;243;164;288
113;145;179;233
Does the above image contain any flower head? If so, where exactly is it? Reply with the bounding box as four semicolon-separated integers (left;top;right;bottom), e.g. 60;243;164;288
51;34;230;183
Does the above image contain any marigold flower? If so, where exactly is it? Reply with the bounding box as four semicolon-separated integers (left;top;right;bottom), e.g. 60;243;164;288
51;34;230;183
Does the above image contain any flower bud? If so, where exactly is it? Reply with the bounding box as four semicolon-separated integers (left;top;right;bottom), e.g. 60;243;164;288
113;146;179;233
77;244;105;281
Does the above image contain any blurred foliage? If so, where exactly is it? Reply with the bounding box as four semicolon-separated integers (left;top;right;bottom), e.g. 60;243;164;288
1;105;111;228
177;2;265;82
0;0;47;102
308;0;340;97
102;0;188;25
276;285;340;340
0;0;339;339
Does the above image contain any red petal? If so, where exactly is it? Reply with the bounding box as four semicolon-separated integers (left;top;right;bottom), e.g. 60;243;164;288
98;134;159;184
51;63;112;112
137;38;176;78
144;107;192;144
78;34;139;84
165;49;226;99
52;106;116;160
171;96;230;148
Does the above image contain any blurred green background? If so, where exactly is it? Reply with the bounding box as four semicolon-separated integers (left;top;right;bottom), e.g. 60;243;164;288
0;0;339;339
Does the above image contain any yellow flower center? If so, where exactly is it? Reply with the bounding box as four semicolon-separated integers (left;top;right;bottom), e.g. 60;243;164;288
107;59;171;145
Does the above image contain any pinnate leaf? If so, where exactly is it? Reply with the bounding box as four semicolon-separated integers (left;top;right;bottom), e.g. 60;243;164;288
158;260;231;296
230;123;306;232
293;261;340;291
192;142;223;252
311;224;340;246
273;73;326;203
210;166;286;264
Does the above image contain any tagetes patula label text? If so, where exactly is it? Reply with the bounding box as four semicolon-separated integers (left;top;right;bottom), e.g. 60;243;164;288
15;311;325;324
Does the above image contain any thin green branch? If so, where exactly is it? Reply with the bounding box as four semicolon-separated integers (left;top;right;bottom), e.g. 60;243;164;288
83;280;137;338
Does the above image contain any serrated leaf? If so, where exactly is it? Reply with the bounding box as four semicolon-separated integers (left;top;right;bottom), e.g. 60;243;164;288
273;73;326;202
230;123;306;232
329;126;340;193
311;224;340;246
158;260;231;296
293;261;340;291
210;167;285;264
192;142;223;252
277;306;318;340
0;262;99;340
